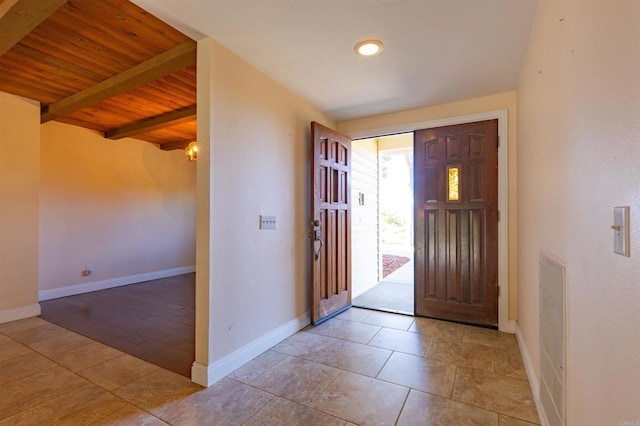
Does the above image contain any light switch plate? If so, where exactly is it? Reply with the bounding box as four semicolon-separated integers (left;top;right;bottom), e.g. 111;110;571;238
260;215;276;230
613;206;630;256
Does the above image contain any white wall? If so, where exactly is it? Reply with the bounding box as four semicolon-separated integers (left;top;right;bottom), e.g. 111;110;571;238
194;39;336;383
351;138;379;298
517;1;640;424
39;122;196;295
0;92;40;322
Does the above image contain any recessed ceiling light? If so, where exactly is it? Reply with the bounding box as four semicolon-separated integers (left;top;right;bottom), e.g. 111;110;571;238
354;39;384;57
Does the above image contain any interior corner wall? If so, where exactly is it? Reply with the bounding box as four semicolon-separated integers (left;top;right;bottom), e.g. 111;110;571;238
206;39;335;362
0;92;41;321
39;122;196;294
337;91;519;320
517;1;640;424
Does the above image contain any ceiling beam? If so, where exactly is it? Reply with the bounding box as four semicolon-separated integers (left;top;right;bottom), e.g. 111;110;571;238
41;40;197;123
0;0;67;56
160;140;192;151
105;106;196;140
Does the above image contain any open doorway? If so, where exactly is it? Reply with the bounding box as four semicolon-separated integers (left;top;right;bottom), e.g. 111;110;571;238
351;133;414;315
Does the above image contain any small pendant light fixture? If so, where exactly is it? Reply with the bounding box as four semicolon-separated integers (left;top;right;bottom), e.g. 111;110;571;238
354;38;384;57
185;141;198;162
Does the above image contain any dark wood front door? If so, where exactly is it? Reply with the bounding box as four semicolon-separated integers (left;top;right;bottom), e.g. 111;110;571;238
414;119;498;325
310;122;352;324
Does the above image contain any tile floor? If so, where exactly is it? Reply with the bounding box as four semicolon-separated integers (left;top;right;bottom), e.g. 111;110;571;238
0;308;539;425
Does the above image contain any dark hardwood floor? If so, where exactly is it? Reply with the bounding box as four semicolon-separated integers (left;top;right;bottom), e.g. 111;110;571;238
40;273;195;377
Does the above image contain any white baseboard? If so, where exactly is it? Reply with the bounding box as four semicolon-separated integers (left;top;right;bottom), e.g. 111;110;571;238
191;311;311;387
515;322;550;426
38;265;196;301
0;303;41;324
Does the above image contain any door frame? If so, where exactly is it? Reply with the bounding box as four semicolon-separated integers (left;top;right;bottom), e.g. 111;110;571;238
345;110;513;333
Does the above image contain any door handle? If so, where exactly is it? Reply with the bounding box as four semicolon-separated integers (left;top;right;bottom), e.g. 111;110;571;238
312;226;323;261
314;236;324;261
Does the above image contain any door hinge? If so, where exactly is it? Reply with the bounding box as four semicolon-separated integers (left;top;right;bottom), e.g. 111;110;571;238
497;284;500;298
496;135;500;148
497;210;500;222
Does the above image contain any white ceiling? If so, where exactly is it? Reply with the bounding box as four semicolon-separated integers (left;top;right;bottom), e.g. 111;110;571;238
133;0;538;122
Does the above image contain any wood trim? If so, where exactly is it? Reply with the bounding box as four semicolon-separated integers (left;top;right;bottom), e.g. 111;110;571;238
105;106;196;140
160;139;192;151
0;0;68;56
41;40;197;123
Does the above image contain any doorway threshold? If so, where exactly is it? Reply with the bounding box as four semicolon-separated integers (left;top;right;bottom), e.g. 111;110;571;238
351;304;413;317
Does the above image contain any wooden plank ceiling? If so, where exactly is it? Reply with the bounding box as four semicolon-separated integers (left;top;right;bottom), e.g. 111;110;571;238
0;0;196;150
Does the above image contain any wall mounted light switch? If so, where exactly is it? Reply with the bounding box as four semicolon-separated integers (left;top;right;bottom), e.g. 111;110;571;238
260;215;277;230
612;206;630;257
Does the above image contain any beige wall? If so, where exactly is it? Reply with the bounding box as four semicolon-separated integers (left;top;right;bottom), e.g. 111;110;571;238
197;39;335;366
39;122;196;292
351;138;379;298
40;122;196;290
517;1;640;424
338;91;519;320
0;92;40;320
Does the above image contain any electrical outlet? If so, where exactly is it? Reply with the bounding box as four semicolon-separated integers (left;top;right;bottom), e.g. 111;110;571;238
83;264;93;277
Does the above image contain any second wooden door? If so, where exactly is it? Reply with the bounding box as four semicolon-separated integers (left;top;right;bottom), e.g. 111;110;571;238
414;120;499;326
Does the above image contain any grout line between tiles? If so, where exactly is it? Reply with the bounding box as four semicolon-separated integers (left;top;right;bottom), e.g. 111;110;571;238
393;387;412;425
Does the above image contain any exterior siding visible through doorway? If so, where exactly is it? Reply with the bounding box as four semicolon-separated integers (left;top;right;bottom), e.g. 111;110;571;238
351;138;380;298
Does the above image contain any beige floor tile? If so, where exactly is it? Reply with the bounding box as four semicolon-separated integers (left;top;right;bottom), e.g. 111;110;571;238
453;367;539;424
0;382;127;426
362;311;414;330
312;370;409;425
463;327;519;351
425;337;465;364
408;317;466;341
1;321;68;345
0;335;32;362
28;332;93;356
0;351;56;385
461;342;527;380
92;404;168;425
114;368;202;416
305;339;392;377
335;307;372;323
499;414;540;425
0;365;87;420
250;356;341;404
397;389;499;425
78;354;159;391
227;350;289;384
245;396;349;426
307;318;381;344
271;331;337;357
377;352;457;398
427;338;527;380
368;327;431;356
48;341;124;372
160;377;271;425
